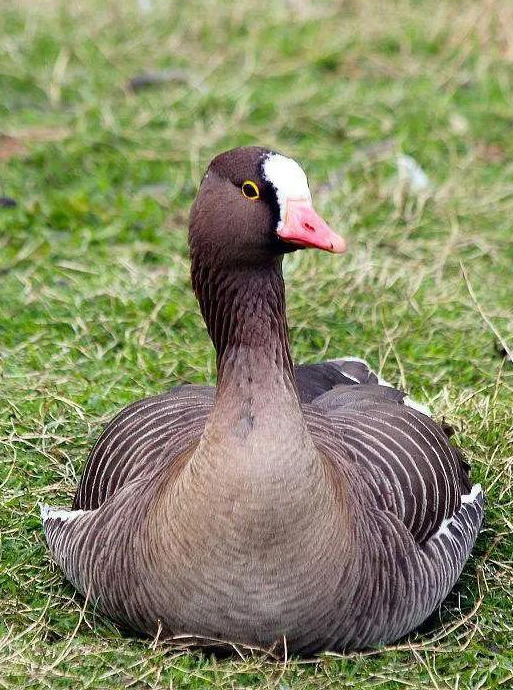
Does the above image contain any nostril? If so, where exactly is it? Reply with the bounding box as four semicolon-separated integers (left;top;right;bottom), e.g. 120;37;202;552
303;222;315;233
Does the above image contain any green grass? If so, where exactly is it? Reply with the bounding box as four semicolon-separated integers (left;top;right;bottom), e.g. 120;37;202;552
1;0;513;687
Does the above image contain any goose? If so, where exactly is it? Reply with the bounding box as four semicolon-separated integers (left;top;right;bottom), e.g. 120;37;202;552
42;146;483;654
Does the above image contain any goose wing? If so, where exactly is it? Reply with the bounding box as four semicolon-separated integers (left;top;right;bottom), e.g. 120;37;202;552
301;358;482;545
325;403;479;543
72;384;214;510
304;366;481;554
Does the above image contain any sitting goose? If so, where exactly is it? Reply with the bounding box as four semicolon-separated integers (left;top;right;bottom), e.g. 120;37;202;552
43;146;483;654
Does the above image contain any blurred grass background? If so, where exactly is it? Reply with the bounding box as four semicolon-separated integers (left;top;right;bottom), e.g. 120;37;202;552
1;0;513;687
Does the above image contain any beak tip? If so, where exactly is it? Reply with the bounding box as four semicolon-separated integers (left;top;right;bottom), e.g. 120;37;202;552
331;237;347;254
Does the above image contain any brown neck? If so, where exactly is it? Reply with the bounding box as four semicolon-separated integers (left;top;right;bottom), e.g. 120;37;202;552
191;256;296;395
189;251;322;475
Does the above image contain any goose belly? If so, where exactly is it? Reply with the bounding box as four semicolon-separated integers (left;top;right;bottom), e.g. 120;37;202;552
45;456;482;653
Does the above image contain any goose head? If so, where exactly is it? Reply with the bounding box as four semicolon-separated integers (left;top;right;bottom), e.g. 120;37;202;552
189;146;346;267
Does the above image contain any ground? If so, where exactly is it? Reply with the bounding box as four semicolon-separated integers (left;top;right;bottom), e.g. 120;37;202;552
1;0;512;687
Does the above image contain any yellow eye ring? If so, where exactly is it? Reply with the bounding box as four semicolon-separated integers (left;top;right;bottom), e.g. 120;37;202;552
241;180;260;200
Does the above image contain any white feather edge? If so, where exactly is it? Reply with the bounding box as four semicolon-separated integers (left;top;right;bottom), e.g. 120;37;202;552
40;503;87;524
433;483;483;538
330;357;433;417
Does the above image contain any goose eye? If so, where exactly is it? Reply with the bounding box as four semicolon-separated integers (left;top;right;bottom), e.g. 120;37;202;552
241;180;260;200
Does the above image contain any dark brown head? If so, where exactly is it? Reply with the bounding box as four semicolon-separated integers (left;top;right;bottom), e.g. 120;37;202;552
189;146;345;269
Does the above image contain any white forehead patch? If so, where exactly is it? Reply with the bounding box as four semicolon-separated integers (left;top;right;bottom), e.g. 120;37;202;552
262;153;312;228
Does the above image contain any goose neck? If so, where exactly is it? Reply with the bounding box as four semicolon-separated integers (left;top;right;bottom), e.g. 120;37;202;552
192;257;296;394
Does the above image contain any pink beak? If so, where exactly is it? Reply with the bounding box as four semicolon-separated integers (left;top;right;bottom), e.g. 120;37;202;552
277;199;346;254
